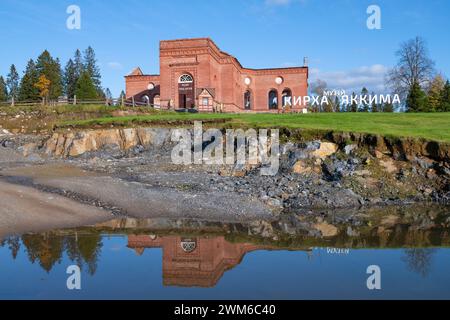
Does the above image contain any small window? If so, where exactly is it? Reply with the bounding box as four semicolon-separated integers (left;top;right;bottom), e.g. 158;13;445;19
179;74;194;83
202;97;209;106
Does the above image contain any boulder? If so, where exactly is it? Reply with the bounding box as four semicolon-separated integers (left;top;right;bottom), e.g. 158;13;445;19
310;142;338;159
313;221;339;237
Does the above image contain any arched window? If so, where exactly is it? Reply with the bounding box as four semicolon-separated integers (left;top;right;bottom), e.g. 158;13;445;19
268;89;278;109
244;90;252;110
141;95;150;105
179;74;194;83
282;89;292;107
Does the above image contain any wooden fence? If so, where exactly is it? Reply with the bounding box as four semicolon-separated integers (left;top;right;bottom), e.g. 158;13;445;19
0;95;162;109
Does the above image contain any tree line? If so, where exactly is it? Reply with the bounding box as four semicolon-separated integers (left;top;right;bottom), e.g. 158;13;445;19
312;36;450;113
0;47;113;104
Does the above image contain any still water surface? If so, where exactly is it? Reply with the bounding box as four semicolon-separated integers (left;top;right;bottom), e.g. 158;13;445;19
1;208;450;300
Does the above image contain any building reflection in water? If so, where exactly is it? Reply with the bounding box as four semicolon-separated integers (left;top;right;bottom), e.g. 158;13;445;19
127;235;311;287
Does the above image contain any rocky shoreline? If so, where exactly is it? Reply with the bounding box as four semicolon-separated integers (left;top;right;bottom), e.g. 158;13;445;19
0;127;449;218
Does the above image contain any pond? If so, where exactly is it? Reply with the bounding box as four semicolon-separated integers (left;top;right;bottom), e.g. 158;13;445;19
0;206;450;300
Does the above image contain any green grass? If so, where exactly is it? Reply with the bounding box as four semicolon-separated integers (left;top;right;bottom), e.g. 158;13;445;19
59;111;450;142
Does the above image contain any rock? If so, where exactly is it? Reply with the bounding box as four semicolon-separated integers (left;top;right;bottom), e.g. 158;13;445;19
313;221;338;237
310;142;338;159
292;160;312;174
19;143;37;157
426;169;437;179
381;215;400;227
344;144;358;155
379;159;397;173
374;150;384;159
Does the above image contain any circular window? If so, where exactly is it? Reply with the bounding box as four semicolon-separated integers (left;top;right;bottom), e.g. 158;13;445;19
180;238;197;253
147;83;155;90
244;77;251;86
275;77;284;85
179;74;194;83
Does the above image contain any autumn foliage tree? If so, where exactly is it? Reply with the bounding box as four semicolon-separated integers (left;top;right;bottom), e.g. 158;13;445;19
34;75;51;105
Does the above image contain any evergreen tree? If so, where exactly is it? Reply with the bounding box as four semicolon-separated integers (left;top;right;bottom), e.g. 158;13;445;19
406;81;429;112
350;92;358;112
35;50;63;100
63;59;78;98
370;91;378;112
73;49;84;78
75;71;99;100
360;87;369;112
6;64;20;101
383;102;394;112
427;75;445;111
0;76;7;102
18;59;40;101
118;90;126;106
439;80;450;112
105;88;112;99
83;46;102;91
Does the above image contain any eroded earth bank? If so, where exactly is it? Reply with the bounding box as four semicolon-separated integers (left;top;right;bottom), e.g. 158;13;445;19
0;126;449;237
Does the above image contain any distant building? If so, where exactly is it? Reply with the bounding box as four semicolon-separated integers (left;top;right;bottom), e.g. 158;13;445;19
125;38;308;112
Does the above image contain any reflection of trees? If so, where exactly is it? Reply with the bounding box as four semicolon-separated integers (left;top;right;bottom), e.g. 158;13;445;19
22;234;64;272
64;234;103;275
402;248;436;277
3;233;103;274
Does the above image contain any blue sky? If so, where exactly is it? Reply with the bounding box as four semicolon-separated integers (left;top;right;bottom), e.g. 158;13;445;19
0;0;449;96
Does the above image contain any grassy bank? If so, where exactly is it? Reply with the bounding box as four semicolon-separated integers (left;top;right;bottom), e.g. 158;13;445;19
59;111;450;142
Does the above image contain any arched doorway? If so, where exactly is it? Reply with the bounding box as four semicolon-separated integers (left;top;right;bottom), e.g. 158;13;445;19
268;89;278;110
282;89;292;108
244;90;252;110
178;74;194;108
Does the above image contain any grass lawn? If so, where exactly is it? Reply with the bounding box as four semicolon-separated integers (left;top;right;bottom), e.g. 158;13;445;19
59;111;450;143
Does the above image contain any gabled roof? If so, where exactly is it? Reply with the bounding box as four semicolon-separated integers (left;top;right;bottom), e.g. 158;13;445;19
128;67;144;76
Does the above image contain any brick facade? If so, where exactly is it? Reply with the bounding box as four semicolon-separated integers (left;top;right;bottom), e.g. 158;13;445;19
125;38;308;113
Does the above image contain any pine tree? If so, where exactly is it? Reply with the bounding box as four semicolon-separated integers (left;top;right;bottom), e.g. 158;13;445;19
118;90;126;106
406;81;429;112
383;102;394;112
360;87;369;112
6;64;20;101
74;49;84;78
83;46;102;91
63;59;78;98
35;50;63;100
439;80;450;112
370;91;378;112
427;75;445;111
350;92;358;112
0;76;7;102
75;71;99;100
18;59;40;101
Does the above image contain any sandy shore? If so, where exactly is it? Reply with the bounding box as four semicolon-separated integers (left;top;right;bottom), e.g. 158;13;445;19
0;180;112;238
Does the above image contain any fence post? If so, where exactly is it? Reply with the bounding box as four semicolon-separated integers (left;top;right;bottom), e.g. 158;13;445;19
11;97;14;107
132;96;135;107
121;95;124;107
73;95;77;105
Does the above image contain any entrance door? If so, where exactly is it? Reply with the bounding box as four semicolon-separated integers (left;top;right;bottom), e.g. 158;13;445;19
178;74;195;108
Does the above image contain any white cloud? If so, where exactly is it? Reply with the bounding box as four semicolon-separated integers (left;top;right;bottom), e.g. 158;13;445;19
266;0;292;5
265;0;306;6
107;62;123;70
310;64;389;93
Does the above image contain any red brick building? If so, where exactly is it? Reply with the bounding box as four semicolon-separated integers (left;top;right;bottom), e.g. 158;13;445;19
125;38;308;112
